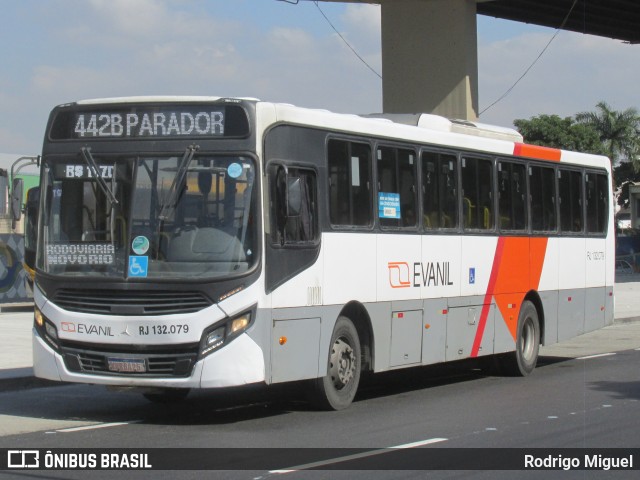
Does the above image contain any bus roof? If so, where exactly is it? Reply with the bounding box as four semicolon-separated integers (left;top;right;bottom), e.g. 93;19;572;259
73;96;260;106
55;96;610;170
265;102;611;170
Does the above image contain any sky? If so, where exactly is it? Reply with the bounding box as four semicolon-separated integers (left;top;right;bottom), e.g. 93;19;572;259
0;0;639;155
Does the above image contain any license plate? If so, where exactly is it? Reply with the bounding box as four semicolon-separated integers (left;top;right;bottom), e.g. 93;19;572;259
107;357;146;373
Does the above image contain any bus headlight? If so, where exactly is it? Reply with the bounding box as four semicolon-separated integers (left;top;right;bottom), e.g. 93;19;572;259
199;309;254;358
34;307;60;352
45;322;59;341
203;326;225;356
230;312;251;334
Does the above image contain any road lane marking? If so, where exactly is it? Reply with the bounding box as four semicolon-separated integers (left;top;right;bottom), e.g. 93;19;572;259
269;437;448;474
389;438;449;449
54;420;143;433
576;353;616;360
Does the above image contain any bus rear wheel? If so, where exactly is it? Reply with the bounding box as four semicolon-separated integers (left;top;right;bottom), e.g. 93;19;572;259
309;316;361;410
499;300;540;376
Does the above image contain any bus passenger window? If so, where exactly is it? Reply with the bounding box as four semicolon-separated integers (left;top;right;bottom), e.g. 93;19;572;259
558;169;583;233
328;140;372;227
498;161;527;231
462;157;494;230
422;151;457;229
529;165;557;232
586;173;609;234
377;146;417;228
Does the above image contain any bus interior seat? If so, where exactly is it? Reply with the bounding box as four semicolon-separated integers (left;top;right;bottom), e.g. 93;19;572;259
440;213;452;228
463;198;474;227
483;206;491;229
167;226;245;263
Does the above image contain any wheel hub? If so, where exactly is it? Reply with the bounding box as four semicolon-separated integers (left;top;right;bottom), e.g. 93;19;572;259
330;337;355;389
521;318;535;361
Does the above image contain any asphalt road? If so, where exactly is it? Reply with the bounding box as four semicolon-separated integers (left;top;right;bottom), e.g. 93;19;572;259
0;343;638;479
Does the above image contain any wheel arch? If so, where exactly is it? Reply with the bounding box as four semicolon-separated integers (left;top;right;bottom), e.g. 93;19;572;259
523;290;545;346
339;301;374;372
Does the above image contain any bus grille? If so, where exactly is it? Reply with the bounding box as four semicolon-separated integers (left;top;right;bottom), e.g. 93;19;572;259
61;346;198;377
54;289;212;315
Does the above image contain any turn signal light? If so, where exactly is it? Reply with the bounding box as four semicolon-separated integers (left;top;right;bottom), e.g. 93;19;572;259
35;308;44;327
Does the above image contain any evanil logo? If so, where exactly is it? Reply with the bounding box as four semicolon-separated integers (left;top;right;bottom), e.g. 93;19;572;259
388;261;454;289
388;262;411;289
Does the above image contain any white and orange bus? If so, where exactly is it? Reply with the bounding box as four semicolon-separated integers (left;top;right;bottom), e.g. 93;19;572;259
29;97;614;409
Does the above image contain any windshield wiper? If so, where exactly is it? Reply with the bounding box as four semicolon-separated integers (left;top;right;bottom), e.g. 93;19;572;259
80;147;119;207
159;144;199;220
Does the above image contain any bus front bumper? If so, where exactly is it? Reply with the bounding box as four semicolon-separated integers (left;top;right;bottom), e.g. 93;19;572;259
32;328;265;389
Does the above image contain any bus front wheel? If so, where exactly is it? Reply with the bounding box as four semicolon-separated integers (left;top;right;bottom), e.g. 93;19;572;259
499;300;540;376
310;316;361;410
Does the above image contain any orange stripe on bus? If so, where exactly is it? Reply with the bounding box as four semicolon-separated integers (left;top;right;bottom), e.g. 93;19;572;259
513;143;562;162
470;238;505;357
493;237;548;340
471;237;549;356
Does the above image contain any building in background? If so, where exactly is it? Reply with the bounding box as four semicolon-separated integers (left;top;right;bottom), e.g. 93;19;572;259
0;153;39;303
628;184;640;230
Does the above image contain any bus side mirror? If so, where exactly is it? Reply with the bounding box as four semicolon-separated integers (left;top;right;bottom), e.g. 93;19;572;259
11;178;23;222
23;186;40;278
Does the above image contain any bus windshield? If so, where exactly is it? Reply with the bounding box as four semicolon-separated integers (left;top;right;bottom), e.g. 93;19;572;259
37;152;257;279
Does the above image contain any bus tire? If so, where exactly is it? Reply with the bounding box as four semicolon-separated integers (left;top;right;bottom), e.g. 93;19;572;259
309;316;361;411
499;300;540;376
142;388;190;404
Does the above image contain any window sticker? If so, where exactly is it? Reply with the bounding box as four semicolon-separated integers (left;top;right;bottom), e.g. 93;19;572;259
378;192;401;219
351;157;361;187
128;256;149;278
227;162;243;179
131;236;150;255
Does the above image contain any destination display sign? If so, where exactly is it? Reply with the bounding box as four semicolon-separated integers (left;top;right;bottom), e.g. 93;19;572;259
49;104;250;140
54;164;115;180
46;243;115;266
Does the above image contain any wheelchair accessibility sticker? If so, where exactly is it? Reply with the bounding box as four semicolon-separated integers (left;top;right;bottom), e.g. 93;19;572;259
129;256;149;278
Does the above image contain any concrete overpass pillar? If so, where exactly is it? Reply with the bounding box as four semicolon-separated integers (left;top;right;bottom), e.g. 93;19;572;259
381;0;478;119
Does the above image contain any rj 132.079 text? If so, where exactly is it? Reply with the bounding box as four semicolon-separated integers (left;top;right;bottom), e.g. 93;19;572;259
139;324;189;335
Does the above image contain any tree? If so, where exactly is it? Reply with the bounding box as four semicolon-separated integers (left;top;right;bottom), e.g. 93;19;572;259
575;101;640;168
513;114;606;155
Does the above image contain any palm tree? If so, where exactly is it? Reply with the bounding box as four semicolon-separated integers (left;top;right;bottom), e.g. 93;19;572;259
575;101;640;169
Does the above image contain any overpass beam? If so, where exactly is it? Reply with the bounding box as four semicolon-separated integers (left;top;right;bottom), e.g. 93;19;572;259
381;0;479;119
